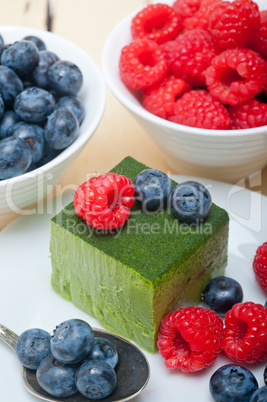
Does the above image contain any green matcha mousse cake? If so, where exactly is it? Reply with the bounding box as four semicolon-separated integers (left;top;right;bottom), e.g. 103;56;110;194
50;156;229;353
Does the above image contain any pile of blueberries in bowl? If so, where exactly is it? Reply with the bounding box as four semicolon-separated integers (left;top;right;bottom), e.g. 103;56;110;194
0;26;105;221
0;33;85;180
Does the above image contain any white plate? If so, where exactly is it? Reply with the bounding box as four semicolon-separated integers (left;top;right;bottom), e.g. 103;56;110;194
0;175;266;402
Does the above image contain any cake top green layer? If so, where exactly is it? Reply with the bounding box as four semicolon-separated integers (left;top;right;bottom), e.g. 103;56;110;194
51;156;229;286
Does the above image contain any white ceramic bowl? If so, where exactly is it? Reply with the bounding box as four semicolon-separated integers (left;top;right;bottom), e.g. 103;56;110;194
0;26;106;226
102;0;267;183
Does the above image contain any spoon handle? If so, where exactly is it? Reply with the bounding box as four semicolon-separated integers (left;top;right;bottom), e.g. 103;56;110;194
0;323;18;351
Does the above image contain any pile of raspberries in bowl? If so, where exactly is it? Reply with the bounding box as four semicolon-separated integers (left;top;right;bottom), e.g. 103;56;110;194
119;0;267;130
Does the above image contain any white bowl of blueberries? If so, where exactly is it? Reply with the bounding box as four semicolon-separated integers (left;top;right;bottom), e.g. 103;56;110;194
0;26;106;224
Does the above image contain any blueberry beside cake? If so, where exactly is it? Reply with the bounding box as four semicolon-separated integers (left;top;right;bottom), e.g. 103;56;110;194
50;156;229;353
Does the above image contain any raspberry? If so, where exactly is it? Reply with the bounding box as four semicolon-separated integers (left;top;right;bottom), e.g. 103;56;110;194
131;4;181;45
229;99;267;129
142;74;190;119
169;90;231;130
253;242;267;293
264;75;267;97
183;0;221;31
209;0;260;51
222;302;267;364
161;28;216;87
250;11;267;60
157;306;223;372
74;173;135;230
119;39;168;90
172;0;202;21
206;48;267;105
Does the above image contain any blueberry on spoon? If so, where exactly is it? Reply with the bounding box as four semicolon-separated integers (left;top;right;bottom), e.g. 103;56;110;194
50;318;94;364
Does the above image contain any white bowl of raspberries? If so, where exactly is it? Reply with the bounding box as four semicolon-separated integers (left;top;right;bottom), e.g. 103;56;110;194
102;0;267;183
0;26;106;225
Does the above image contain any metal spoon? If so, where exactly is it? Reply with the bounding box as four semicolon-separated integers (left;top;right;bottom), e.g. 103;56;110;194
0;323;150;402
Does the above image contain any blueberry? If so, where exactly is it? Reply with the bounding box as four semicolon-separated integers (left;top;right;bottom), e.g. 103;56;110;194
0;94;4;121
44;108;79;150
23;35;46;51
31;50;59;89
49;89;61;102
55;95;85;125
1;44;12;53
265;300;267;308
1;40;39;76
264;365;267;385
209;364;258;402
14;87;55;123
0;136;32;179
84;337;119;369
133;168;173;212
15;328;51;370
0;65;23;107
202;276;243;315
0;111;21;140
76;360;117;400
249;386;267;402
8;122;44;163
36;354;77;397
0;34;4;54
47;60;83;96
170;181;212;223
50;319;94;364
35;140;61;167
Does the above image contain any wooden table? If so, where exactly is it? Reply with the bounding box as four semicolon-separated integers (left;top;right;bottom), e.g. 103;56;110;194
0;0;266;230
